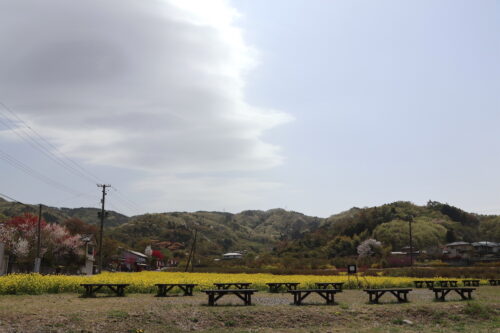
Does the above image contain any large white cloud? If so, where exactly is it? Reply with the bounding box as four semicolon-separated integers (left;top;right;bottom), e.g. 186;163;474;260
0;0;291;177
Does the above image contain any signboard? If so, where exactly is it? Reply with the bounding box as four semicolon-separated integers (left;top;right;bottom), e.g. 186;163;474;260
347;264;357;274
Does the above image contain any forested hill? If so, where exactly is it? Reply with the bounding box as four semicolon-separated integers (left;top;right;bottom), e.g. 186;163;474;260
273;201;500;259
108;209;322;255
1;197;499;258
0;197;129;227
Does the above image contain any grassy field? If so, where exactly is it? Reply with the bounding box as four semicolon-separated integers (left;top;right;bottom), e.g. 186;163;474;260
0;286;498;332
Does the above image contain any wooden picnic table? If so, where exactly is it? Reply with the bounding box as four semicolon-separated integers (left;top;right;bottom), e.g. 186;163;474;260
266;282;300;293
363;288;412;304
80;283;129;297
432;287;475;301
462;280;480;287
315;282;344;291
214;283;252;290
489;279;500;286
437;280;458;287
203;289;258;306
288;289;339;305
413;280;435;288
155;283;197;297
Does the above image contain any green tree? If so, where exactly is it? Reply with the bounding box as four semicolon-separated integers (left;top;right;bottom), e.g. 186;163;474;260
373;219;447;250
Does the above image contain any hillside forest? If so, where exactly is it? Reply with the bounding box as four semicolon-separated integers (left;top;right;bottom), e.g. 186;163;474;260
1;198;499;270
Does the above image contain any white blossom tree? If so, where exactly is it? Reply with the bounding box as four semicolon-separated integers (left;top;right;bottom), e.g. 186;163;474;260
357;238;382;258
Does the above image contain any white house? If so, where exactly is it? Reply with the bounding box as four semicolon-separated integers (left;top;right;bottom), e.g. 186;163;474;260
222;252;243;260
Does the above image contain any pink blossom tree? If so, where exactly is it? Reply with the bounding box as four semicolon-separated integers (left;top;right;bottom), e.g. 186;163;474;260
0;213;83;270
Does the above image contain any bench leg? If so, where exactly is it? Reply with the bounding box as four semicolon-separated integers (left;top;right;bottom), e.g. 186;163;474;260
84;285;94;297
326;292;335;305
156;285;165;297
179;285;191;296
374;291;384;304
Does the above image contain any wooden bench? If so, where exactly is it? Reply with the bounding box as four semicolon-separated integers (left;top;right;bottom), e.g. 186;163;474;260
413;280;435;288
155;283;197;297
462;280;480;287
315;282;344;291
288;289;339;305
203;289;258;306
432;287;475;301
80;283;129;297
437;280;458;287
266;282;300;293
364;288;412;304
489;279;500;286
214;283;251;289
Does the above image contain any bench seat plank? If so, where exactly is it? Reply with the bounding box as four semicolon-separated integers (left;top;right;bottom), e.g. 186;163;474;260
203;289;258;306
288;289;339;305
432;287;475;301
266;283;300;293
363;288;412;304
213;283;252;290
80;283;129;297
155;283;198;296
315;283;344;291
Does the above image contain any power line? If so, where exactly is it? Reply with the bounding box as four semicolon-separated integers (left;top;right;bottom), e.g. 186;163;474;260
0;149;87;197
0;102;100;185
52;190;97;207
0;101;144;214
109;186;143;214
0;192;27;206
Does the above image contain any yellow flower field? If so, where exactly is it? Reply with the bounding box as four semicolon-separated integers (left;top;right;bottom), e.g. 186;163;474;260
0;272;487;295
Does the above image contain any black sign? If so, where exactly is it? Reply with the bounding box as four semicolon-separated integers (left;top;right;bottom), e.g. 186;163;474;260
347;264;357;274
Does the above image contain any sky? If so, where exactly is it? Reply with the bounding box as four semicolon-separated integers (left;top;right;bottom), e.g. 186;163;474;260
0;0;499;218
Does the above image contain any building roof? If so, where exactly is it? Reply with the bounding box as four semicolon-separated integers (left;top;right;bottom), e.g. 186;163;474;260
223;252;242;256
472;241;499;247
125;249;148;258
445;242;471;247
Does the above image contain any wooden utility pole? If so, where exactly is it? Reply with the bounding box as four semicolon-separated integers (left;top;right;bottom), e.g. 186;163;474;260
97;184;110;274
34;204;42;273
407;215;414;267
184;229;197;272
191;229;197;272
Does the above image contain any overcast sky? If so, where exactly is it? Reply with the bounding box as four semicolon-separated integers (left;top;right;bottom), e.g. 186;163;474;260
0;0;499;218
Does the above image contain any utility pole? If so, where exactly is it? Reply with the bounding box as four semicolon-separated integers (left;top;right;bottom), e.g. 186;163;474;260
407;215;414;267
97;184;110;274
184;229;197;272
191;229;197;272
34;204;42;273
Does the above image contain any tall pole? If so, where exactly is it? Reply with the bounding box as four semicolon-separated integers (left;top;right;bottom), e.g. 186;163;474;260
97;184;110;274
36;204;42;258
184;229;197;272
191;229;197;272
34;204;42;273
408;215;414;267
